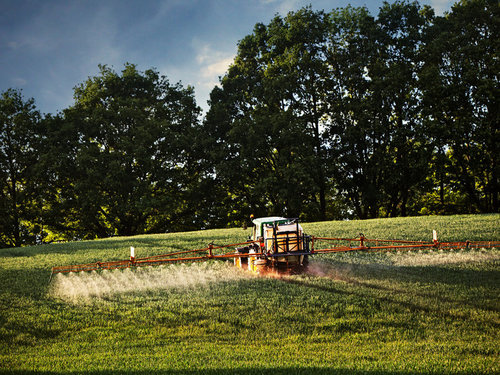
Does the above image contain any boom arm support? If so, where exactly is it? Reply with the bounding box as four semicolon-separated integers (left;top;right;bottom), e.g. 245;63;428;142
51;235;500;276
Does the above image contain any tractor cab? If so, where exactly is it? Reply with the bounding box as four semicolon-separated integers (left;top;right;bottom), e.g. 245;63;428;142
235;216;312;272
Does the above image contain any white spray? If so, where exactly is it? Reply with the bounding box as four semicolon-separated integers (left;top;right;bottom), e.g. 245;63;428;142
50;261;251;303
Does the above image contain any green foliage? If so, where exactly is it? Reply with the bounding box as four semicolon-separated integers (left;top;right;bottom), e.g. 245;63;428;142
1;1;499;245
203;7;332;223
327;4;387;219
0;89;42;247
420;0;500;213
40;64;202;239
203;0;499;224
0;215;498;373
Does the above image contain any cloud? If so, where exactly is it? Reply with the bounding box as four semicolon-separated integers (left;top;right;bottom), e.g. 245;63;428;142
201;57;234;80
195;44;216;65
7;41;20;50
195;43;234;84
11;77;27;86
158;40;234;112
192;40;234;88
259;0;301;15
195;42;234;71
428;0;452;15
194;43;234;111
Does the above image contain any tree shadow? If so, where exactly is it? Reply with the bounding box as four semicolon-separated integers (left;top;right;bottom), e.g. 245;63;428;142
288;261;500;321
0;267;51;299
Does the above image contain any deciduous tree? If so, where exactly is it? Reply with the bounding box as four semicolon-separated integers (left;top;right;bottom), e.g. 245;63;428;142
0;89;41;247
46;64;202;238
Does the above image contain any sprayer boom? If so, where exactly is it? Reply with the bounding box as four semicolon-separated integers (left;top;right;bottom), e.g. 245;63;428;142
51;217;499;276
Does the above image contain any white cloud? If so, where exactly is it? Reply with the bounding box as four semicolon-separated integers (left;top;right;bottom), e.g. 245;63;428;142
192;40;234;88
195;46;234;111
419;0;454;15
158;40;235;113
201;57;234;80
195;44;214;65
194;41;234;70
193;43;234;112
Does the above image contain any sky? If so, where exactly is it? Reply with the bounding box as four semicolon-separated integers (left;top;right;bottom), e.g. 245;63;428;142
0;0;456;116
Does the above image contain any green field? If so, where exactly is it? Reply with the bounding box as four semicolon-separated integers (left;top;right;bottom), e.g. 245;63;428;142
1;214;499;374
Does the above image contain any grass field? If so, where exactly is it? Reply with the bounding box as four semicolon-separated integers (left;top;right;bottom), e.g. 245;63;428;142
0;214;499;374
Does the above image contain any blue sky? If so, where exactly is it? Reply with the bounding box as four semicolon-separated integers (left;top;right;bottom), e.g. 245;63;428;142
1;0;456;115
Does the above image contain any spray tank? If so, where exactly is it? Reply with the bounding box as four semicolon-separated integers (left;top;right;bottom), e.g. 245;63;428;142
234;217;311;273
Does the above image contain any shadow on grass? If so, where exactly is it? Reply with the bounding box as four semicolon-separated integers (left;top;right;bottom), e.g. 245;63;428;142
0;369;491;375
286;262;500;323
373;264;499;288
359;263;500;313
347;272;499;313
312;259;499;293
0;268;52;299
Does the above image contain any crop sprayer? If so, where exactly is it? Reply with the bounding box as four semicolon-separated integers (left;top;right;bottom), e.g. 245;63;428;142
51;216;500;276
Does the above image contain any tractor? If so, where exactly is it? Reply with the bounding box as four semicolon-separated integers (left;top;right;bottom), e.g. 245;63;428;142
234;216;312;272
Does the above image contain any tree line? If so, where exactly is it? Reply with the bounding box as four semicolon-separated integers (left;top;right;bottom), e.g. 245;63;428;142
1;0;498;247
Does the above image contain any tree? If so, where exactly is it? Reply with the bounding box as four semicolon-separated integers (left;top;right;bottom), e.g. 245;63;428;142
0;89;41;247
43;64;202;238
421;0;499;213
272;8;332;219
326;2;433;218
202;8;335;224
326;5;383;219
375;1;434;216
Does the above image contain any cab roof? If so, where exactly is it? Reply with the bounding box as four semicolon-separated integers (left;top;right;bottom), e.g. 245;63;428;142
252;217;290;239
251;216;288;226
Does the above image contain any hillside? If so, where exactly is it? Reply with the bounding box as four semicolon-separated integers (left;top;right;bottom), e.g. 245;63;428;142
0;214;499;374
